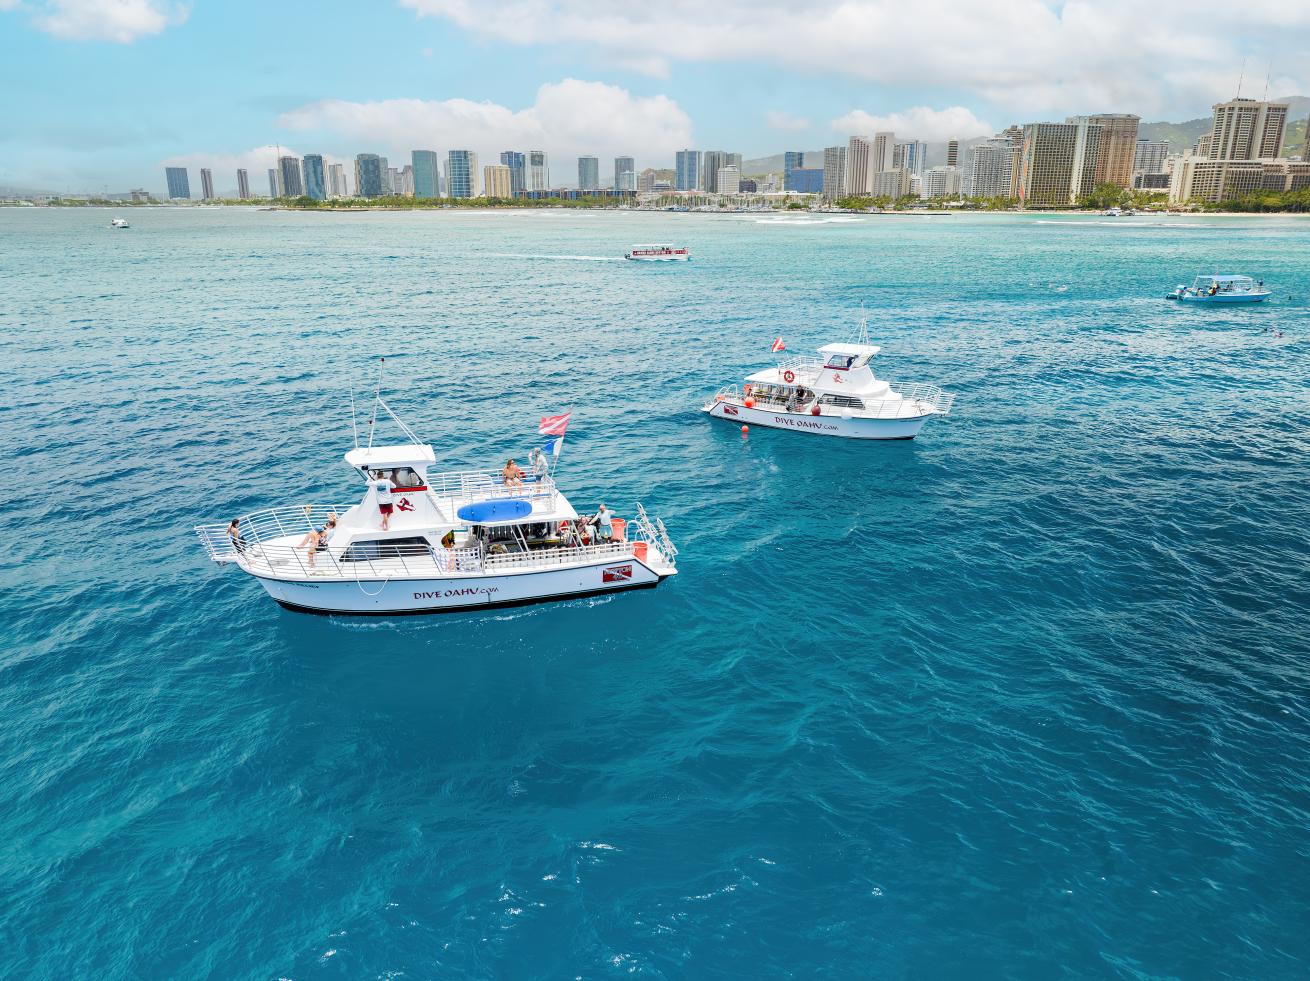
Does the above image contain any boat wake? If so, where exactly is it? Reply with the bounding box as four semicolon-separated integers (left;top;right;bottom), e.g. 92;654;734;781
489;252;623;262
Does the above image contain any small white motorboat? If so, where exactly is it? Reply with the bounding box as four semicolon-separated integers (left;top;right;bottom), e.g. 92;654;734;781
1165;274;1271;304
110;217;130;228
703;317;954;440
195;391;678;615
625;243;690;261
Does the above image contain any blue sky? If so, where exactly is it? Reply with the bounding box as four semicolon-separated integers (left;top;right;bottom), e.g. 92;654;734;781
2;0;1306;193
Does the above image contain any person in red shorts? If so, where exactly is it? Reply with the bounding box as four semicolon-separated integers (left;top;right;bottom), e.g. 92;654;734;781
371;470;396;530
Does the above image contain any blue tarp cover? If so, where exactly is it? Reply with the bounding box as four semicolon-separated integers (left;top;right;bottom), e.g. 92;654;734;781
457;499;533;523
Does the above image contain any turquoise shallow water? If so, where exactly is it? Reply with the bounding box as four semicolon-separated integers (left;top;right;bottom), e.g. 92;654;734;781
2;207;1310;978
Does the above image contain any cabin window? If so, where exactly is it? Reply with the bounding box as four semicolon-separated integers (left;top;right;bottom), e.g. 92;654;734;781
818;394;865;410
340;536;433;562
825;354;857;370
358;466;425;488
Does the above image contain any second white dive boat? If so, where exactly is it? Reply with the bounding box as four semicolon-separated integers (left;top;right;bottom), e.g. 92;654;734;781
195;395;677;615
110;217;130;228
703;320;954;440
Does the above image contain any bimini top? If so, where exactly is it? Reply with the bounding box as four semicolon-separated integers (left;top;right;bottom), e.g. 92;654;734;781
1194;275;1256;284
344;443;437;471
457;499;533;523
818;342;881;358
632;243;676;249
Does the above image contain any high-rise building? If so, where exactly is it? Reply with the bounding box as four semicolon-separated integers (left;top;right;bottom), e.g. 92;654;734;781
872;167;911;198
872;132;895;173
846;136;874;195
789;168;823;193
1018;122;1097;207
165;166;190;199
1001;125;1025;198
278;156;303;197
302;154;326;200
946;140;960;168
500;151;526;194
613;156;635;191
354;153;384;198
822;146;847;198
703;151;731;192
967;139;1014;198
1207;98;1288;160
400;165;415;196
1084;114;1140;187
716;166;741;194
387;167;403;195
447;150;479;198
675;149;701;191
1133;140;1170;175
327;163;348;198
577;155;600;190
412;150;439;199
892;140;926;175
528;150;549;191
484;164;512;198
783;151;804;191
1064;118;1104;200
922;166;963;198
236;168;250;200
199;168;214;200
267;168;280;197
380;157;394;194
638;168;657;193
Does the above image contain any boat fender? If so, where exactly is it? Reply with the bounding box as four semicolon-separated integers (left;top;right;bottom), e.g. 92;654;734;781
810;404;822;416
744;397;755;408
782;369;795;383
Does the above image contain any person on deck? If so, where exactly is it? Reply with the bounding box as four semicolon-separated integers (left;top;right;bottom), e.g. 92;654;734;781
226;518;246;554
530;447;550;479
371;470;395;530
502;459;524;489
596;504;613;543
299;515;336;569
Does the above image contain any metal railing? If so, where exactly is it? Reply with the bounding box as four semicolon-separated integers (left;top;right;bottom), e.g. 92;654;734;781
425;469;558;505
196;501;678;580
707;382;954;418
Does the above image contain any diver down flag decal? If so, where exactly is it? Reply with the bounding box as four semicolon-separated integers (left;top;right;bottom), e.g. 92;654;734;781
603;565;633;583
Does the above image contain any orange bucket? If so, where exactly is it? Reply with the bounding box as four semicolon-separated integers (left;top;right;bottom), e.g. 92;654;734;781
611;517;627;542
632;541;648;562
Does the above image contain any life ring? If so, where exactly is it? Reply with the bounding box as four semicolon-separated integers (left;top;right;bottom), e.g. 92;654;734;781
782;369;795;384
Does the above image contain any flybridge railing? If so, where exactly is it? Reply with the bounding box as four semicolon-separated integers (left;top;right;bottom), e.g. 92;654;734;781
425;469;558;506
634;503;677;564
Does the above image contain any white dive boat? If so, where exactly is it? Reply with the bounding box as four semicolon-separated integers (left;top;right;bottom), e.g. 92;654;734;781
703;322;954;440
625;243;690;261
194;399;678;615
1165;274;1271;304
1103;207;1123;217
110;217;130;228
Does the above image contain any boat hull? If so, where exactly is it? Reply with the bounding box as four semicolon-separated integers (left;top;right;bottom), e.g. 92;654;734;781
704;399;931;439
625;254;690;261
1173;292;1270;304
250;555;673;615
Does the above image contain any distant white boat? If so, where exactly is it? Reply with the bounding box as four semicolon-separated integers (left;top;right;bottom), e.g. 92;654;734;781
1103;207;1122;217
625;243;690;261
110;217;130;228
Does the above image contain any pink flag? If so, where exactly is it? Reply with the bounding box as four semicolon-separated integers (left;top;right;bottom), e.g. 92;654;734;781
771;337;785;353
539;412;571;437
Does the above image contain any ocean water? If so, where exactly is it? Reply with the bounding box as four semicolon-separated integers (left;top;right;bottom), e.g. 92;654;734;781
2;206;1309;979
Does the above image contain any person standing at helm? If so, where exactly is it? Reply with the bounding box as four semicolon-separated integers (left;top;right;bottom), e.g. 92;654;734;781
371;470;395;530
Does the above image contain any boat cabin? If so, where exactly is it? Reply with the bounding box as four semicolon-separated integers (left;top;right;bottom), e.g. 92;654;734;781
1190;274;1261;295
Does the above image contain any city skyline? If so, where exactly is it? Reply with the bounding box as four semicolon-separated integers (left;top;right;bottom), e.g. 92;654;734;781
3;0;1310;193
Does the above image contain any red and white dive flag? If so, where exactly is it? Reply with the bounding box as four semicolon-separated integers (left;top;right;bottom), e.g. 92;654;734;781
539;411;571;458
771;337;786;353
539;412;571;437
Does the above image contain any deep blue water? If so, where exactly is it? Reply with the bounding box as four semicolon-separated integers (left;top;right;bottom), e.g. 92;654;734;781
3;207;1309;979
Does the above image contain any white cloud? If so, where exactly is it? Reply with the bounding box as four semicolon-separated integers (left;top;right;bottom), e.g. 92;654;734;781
765;110;810;132
0;0;22;11
831;106;993;142
275;79;693;166
25;0;187;42
397;0;1310;117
